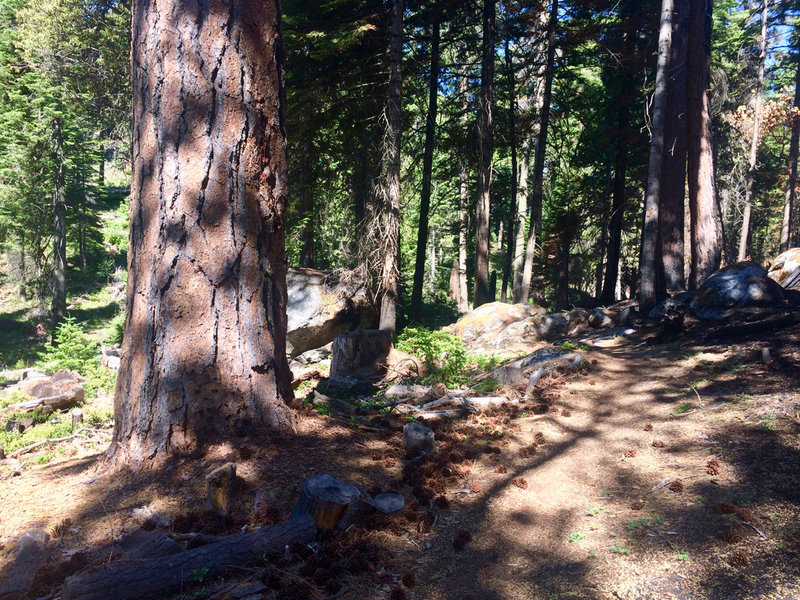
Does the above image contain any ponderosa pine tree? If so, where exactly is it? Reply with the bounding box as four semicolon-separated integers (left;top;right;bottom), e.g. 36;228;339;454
687;0;720;286
781;51;800;252
110;0;294;467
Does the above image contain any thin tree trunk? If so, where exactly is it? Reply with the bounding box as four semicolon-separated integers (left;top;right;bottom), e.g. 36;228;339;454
379;0;403;331
600;8;636;306
501;38;517;304
519;0;558;304
639;0;673;312
111;0;294;468
298;135;315;268
411;13;440;322
511;138;531;303
457;72;470;314
738;0;768;261
473;0;495;308
660;0;690;291
781;58;800;253
51;117;67;328
687;0;720;285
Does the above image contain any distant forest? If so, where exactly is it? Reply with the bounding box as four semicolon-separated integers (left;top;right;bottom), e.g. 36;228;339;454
0;0;798;328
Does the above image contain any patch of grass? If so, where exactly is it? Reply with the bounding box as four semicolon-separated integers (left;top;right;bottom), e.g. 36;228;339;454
677;550;690;561
1;390;30;410
568;531;584;542
652;513;666;526
84;407;114;426
587;549;597;557
610;541;630;554
758;414;777;432
0;419;73;453
560;341;575;352
626;518;649;531
473;376;501;393
315;402;331;416
675;403;693;414
587;507;601;516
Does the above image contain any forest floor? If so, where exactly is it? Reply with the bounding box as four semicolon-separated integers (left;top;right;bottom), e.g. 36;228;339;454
1;321;800;599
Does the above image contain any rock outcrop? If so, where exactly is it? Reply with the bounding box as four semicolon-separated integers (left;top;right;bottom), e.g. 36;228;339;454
287;268;376;357
690;261;786;319
768;248;800;290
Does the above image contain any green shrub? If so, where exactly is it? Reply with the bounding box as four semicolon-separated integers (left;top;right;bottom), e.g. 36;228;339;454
43;318;99;373
41;318;116;397
397;327;467;384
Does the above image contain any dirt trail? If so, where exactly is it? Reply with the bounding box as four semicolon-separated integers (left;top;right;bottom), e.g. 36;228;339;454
1;333;799;600
416;339;800;600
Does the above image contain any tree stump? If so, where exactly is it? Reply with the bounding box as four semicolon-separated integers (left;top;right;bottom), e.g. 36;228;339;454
329;330;393;382
0;529;49;600
71;408;83;432
206;463;236;516
403;422;436;456
293;474;373;530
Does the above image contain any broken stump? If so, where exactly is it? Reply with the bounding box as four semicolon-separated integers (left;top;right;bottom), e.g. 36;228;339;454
329;329;392;382
206;462;236;517
403;422;436;456
293;474;373;530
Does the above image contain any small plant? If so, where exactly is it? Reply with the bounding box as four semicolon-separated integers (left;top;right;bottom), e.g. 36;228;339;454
610;541;630;554
675;403;692;414
315;402;331;416
677;550;690;561
348;416;360;432
396;327;468;384
587;549;597;558
568;531;584;542
626;518;649;531
42;317;99;374
192;567;209;583
652;513;666;526
560;341;575;351
587;507;601;516
758;414;777;432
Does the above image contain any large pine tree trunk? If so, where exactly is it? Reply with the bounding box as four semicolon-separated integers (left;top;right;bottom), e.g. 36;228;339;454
519;0;558;305
378;0;403;331
111;0;294;467
738;0;768;261
660;0;690;291
639;0;673;312
781;58;800;252
687;0;720;286
411;14;440;322
456;71;470;314
473;0;495;308
51;117;67;328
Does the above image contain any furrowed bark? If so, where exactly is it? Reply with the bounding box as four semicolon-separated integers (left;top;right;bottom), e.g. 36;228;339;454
111;0;294;467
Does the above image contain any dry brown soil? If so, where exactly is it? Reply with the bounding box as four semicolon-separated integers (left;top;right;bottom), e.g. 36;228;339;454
1;325;800;600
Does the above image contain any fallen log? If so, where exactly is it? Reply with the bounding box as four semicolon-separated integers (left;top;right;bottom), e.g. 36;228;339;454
0;529;49;600
7;386;84;413
419;396;511;413
525;353;582;397
61;515;316;600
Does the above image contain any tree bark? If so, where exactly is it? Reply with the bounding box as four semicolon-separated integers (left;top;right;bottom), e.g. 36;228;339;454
51;117;67;328
687;0;720;286
473;0;495;308
781;57;800;252
660;0;690;291
111;0;294;467
378;0;403;331
639;0;673;312
738;0;768;262
519;0;558;305
411;13;440;322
